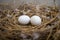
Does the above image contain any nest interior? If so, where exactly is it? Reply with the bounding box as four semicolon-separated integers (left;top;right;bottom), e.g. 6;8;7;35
0;4;60;40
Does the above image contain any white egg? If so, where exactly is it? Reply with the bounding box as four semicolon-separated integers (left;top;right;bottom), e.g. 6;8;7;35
31;15;41;26
18;15;30;25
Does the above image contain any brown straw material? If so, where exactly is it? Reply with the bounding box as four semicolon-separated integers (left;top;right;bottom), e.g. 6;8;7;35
0;4;60;40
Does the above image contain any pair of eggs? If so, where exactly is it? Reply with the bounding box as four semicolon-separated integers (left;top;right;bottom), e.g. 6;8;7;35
18;15;41;26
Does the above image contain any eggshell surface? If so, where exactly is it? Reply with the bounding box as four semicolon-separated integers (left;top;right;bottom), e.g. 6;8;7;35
18;15;30;25
31;15;41;26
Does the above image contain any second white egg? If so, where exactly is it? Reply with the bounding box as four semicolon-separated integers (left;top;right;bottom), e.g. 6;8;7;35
31;15;41;26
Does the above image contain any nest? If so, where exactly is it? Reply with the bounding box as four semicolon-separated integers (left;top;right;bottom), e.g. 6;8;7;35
0;4;60;40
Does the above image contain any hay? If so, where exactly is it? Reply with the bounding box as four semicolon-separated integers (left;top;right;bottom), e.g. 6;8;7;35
0;4;60;40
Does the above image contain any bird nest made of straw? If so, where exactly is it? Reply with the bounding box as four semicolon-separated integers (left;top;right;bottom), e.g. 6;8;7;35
0;4;60;40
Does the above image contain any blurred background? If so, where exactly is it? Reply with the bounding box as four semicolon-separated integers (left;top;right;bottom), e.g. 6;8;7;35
0;0;60;9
